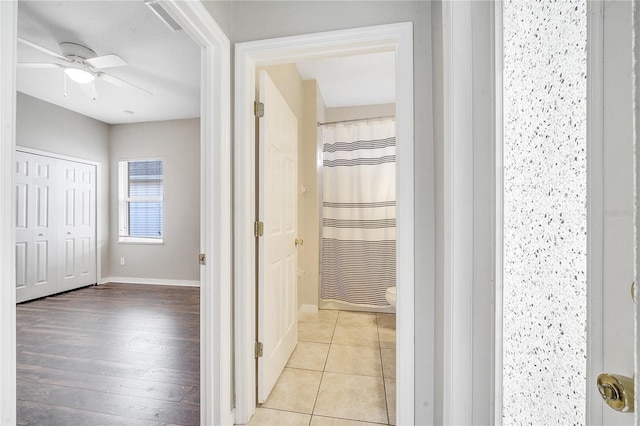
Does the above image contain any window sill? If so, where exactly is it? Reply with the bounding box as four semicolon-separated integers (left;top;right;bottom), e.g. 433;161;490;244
118;237;164;245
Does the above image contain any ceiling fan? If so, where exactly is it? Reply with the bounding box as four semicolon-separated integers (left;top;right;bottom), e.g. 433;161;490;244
17;37;153;99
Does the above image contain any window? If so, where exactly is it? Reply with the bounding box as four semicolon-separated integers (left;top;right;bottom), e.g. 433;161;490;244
118;159;164;243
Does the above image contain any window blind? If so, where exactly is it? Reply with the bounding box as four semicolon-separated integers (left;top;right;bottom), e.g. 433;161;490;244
118;159;163;240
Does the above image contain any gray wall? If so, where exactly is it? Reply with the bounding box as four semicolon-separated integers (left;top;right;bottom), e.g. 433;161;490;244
109;119;200;282
203;2;435;422
16;93;200;284
16;92;111;280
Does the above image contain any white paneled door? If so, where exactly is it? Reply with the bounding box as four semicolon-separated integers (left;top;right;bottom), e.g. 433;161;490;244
257;70;298;403
15;150;97;303
57;159;97;292
15;152;58;302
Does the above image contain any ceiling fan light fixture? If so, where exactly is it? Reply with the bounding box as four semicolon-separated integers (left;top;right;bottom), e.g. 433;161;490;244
64;67;95;84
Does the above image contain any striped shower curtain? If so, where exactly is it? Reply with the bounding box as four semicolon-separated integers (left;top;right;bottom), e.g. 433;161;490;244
320;119;396;306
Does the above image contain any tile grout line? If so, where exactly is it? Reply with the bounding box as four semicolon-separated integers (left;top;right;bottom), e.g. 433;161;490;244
377;313;391;426
307;311;338;425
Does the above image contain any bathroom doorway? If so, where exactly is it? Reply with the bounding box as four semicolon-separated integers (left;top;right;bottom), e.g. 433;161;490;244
234;23;415;425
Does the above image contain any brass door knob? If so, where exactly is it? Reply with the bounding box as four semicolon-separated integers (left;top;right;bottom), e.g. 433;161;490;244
295;238;304;247
597;373;634;412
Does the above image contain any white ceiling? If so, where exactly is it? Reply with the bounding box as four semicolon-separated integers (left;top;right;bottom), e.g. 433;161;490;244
17;1;200;125
17;2;394;123
295;51;396;108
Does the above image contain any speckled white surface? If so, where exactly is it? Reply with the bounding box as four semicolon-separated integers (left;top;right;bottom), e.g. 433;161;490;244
503;0;587;424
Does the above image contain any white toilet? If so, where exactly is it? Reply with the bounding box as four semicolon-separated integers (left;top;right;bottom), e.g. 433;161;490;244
385;286;397;307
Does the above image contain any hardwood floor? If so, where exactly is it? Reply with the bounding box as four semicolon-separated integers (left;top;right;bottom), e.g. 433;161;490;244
17;283;200;426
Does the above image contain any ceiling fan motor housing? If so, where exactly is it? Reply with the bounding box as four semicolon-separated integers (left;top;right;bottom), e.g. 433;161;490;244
59;42;97;62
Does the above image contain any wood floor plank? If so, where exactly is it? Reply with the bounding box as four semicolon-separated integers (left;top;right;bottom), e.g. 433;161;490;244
18;351;199;387
18;380;199;425
181;386;200;406
18;364;193;402
17;283;200;425
17;329;199;359
19;400;182;426
18;339;199;372
19;324;199;351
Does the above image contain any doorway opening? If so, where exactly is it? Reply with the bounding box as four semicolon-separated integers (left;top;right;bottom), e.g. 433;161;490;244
0;2;232;425
234;23;414;425
253;53;397;423
14;1;201;423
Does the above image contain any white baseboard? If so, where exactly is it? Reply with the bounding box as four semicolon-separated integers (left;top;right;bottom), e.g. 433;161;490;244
100;277;200;287
297;304;318;319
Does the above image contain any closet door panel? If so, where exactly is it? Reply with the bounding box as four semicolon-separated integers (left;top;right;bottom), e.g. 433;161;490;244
75;163;96;287
57;159;96;291
16;157;30;301
15;242;28;295
58;160;78;291
35;240;50;284
15;152;58;302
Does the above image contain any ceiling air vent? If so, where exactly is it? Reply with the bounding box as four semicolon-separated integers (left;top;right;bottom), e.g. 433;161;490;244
144;1;183;32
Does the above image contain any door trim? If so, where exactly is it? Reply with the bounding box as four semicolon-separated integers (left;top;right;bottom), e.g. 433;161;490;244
0;2;17;423
635;1;640;417
441;2;498;423
0;2;232;424
234;23;415;424
158;2;233;424
585;1;604;423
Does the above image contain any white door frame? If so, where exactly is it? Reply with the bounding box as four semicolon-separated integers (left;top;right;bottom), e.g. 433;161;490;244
0;2;17;423
234;23;415;424
0;2;233;424
441;2;498;423
635;0;640;417
585;1;604;423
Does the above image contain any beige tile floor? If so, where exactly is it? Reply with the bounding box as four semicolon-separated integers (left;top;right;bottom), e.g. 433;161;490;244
247;310;396;426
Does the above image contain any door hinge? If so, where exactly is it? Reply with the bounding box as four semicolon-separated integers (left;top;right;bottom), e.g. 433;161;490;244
254;101;264;118
254;220;264;237
255;341;263;358
199;253;206;265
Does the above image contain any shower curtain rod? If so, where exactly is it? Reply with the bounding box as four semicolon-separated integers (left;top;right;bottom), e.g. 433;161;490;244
317;115;395;127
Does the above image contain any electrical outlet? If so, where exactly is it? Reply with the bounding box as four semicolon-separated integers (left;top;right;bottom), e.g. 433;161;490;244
120;257;125;266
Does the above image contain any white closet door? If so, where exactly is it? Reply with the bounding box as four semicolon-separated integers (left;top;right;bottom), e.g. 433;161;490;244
57;159;97;292
15;151;58;303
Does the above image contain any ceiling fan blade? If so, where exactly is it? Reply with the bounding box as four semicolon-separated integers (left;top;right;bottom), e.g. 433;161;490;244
86;54;127;69
17;62;63;69
18;37;68;62
97;72;153;96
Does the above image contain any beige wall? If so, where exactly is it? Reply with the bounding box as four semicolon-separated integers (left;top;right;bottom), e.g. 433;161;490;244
325;103;395;122
300;80;324;309
108;119;200;282
16;92;111;280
